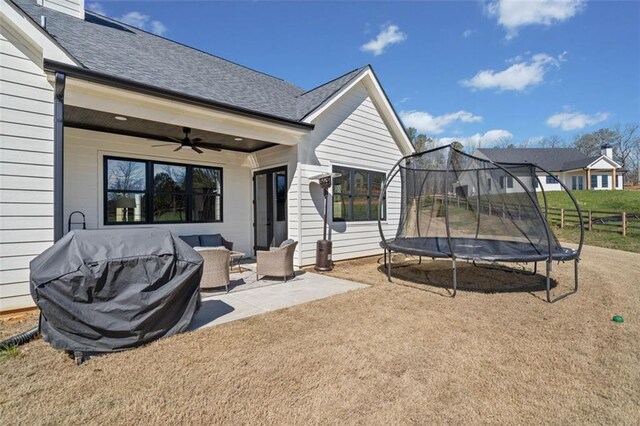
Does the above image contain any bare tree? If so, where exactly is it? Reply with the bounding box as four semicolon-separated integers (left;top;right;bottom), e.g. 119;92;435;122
574;128;617;157
611;123;639;170
539;135;565;148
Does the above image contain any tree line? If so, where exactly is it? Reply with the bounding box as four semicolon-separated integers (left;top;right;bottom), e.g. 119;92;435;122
406;123;640;186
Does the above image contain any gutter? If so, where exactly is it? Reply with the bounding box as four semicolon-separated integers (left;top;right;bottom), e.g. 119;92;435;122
44;60;315;132
53;72;65;242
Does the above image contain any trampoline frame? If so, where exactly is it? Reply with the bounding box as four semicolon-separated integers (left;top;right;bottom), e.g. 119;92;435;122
378;144;584;303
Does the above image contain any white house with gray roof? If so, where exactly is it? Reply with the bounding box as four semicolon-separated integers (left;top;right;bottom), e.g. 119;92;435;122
475;146;624;193
0;0;413;312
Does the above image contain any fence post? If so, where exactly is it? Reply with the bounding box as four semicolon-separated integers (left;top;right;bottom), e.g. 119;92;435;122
588;210;592;231
502;202;506;218
622;212;627;236
488;202;492;216
518;204;521;220
560;208;565;229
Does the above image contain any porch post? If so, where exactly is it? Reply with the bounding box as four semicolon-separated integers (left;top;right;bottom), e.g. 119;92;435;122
586;169;591;190
612;168;617;191
54;72;66;241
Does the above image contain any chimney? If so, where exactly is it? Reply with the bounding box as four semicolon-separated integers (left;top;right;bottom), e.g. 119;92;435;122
601;143;613;159
40;0;85;20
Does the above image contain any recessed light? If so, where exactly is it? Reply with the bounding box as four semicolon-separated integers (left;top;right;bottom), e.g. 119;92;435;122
234;137;243;141
114;116;127;121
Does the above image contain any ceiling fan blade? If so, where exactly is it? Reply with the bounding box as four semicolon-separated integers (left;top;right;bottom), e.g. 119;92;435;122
168;137;183;143
152;143;177;148
191;138;202;143
174;145;183;152
196;144;222;152
191;145;204;154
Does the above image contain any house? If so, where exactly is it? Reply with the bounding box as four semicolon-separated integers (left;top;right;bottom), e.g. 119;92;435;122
0;0;413;312
475;145;624;192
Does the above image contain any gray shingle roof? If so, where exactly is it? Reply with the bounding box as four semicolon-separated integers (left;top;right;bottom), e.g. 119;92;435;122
476;148;598;171
12;0;365;122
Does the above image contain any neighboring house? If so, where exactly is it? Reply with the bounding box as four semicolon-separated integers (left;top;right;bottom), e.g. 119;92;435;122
475;145;624;192
0;0;412;311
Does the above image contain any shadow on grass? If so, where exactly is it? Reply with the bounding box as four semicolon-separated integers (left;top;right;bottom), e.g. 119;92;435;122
377;256;557;296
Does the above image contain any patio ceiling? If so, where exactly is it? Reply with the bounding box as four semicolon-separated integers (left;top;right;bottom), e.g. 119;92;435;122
64;106;277;153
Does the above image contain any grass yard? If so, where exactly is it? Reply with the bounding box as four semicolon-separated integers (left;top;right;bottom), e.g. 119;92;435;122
541;189;640;212
1;245;639;424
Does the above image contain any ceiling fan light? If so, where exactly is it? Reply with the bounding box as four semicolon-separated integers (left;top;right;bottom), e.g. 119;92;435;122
234;137;243;141
114;116;127;121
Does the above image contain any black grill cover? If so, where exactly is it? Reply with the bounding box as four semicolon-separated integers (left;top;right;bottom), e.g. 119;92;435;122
30;229;203;353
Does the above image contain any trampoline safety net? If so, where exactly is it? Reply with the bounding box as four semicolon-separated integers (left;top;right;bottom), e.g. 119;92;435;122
378;144;583;302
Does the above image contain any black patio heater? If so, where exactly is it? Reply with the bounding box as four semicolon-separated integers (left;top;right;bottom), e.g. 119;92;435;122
311;172;341;271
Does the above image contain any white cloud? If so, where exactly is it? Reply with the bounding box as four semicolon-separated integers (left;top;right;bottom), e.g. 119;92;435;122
86;5;168;36
546;111;610;131
400;110;482;135
361;24;407;56
462;29;475;38
86;2;105;15
150;21;168;36
460;52;565;92
486;0;585;39
439;129;514;150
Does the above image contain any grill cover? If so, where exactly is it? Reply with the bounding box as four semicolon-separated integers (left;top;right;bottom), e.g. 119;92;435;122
30;229;203;353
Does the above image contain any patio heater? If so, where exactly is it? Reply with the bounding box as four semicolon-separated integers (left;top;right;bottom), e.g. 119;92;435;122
310;172;341;271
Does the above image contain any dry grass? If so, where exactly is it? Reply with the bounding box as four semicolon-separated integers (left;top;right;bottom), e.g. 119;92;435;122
1;245;639;425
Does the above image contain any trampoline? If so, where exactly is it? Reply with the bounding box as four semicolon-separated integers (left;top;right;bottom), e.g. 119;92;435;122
377;144;583;302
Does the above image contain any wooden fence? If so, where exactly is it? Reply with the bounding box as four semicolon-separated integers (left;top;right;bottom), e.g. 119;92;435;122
546;207;640;237
421;195;640;237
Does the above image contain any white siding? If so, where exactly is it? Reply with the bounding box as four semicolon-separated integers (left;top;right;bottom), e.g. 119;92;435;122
63;128;254;255
297;82;404;266
43;0;85;19
0;25;55;311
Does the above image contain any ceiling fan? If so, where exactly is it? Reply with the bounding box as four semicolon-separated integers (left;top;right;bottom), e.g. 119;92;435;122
152;127;222;154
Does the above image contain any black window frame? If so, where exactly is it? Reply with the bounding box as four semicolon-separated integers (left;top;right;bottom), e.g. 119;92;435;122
103;155;223;226
546;175;559;184
332;166;386;222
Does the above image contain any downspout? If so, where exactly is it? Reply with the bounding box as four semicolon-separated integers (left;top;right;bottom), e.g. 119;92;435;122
53;72;65;241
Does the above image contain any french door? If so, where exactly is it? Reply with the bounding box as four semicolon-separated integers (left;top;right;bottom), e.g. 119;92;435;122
253;166;287;253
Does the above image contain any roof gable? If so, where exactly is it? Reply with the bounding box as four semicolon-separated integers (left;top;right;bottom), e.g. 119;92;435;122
301;67;413;155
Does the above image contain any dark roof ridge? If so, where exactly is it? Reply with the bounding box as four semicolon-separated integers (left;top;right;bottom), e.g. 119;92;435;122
297;65;368;97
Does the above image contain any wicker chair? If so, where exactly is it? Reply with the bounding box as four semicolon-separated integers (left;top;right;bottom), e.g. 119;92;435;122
256;241;298;282
194;247;230;292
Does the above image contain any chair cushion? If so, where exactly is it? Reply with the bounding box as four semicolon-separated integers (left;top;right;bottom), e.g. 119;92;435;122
279;239;295;248
199;234;223;247
193;246;227;252
179;235;200;248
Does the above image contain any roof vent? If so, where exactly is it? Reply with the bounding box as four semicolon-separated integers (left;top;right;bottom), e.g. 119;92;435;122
40;15;47;29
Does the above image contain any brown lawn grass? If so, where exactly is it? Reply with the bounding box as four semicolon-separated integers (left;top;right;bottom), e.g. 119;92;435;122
1;244;639;425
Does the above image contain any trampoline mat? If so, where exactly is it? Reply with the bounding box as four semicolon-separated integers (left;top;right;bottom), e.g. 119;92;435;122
382;237;578;263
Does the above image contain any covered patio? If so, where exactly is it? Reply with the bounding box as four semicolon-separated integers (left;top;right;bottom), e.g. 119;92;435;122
58;65;310;259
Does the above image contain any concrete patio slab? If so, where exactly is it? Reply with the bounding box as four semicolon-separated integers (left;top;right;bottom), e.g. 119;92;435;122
190;271;368;330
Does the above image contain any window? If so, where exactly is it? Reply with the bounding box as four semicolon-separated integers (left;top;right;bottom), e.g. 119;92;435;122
487;178;492;190
532;177;538;188
601;175;608;188
332;166;386;222
506;176;514;189
104;156;222;225
499;176;504;189
591;175;598;189
546;175;559;184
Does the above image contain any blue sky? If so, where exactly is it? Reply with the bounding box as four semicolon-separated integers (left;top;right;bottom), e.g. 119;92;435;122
87;0;640;149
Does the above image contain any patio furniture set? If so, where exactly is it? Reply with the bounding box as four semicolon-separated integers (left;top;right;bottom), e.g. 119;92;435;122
180;234;298;292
